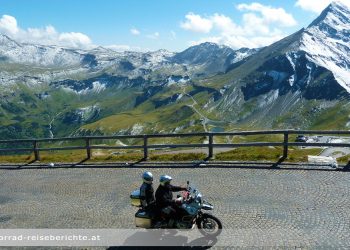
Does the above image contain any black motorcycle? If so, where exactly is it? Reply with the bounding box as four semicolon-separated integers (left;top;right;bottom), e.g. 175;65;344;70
130;182;222;236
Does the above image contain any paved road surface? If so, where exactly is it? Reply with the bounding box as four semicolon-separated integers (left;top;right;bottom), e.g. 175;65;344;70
0;165;349;248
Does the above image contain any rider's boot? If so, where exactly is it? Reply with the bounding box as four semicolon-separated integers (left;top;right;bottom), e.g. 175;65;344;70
168;219;175;228
154;219;168;228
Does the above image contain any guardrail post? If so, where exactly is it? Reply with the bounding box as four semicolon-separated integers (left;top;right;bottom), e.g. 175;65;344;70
283;132;289;159
33;140;40;161
143;135;148;160
86;138;91;159
208;134;214;159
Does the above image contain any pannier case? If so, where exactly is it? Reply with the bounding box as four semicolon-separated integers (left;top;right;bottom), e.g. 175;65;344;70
135;209;152;228
130;189;142;207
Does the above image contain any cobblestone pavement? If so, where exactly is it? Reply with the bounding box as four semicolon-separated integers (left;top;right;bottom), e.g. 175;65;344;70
0;165;349;248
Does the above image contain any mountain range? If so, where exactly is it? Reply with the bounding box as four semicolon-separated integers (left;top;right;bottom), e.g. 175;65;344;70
0;1;349;140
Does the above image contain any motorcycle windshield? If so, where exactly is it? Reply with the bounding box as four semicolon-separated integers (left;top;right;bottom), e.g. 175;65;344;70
186;185;203;204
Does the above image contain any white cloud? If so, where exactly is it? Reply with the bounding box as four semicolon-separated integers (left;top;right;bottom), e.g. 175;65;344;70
211;14;243;35
181;3;297;49
180;13;213;33
0;14;93;49
130;28;140;35
58;32;92;48
147;32;160;39
237;2;297;27
241;13;269;35
295;0;350;13
295;0;332;13
0;15;19;35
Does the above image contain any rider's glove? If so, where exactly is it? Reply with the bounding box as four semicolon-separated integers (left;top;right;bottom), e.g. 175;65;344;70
175;197;183;206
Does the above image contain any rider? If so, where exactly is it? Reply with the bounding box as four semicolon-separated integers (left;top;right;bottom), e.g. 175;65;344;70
155;175;187;226
139;171;155;211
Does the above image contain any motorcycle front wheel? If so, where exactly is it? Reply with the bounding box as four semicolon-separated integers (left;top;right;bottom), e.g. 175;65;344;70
196;213;222;237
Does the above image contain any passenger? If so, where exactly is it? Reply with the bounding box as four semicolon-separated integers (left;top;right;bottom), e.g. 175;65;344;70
139;171;155;211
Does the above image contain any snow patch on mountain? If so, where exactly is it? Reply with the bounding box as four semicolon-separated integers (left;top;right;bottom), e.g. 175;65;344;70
0;34;84;67
305;63;314;86
300;1;350;92
147;49;174;64
61;81;106;95
76;105;100;121
231;49;257;64
176;93;184;101
286;52;298;86
301;33;350;92
130;124;144;135
167;75;190;86
78;81;106;95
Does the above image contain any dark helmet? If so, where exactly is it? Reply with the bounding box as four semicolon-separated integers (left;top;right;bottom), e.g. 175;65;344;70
159;175;172;186
142;171;153;184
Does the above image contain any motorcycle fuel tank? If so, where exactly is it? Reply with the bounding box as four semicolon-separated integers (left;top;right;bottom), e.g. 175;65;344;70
181;203;199;215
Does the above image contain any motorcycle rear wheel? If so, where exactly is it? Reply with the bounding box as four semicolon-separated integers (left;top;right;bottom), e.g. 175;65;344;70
196;213;222;237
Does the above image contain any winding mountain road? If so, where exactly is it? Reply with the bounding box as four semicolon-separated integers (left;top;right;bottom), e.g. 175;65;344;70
308;136;350;158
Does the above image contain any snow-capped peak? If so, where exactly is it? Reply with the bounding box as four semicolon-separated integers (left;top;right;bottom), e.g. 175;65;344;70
331;0;350;9
300;1;350;92
308;0;350;31
0;34;21;49
147;49;174;61
0;33;86;67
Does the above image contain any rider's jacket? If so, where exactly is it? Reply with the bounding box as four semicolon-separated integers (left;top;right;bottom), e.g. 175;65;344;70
139;182;155;209
155;184;185;209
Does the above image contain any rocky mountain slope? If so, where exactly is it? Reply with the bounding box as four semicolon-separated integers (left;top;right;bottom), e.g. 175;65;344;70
0;1;349;140
204;0;350;129
0;34;255;139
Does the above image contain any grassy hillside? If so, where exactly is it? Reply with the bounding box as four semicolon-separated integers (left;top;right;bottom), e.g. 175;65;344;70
1;27;350;142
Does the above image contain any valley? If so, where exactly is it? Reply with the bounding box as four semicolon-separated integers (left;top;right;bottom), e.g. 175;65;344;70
0;1;349;142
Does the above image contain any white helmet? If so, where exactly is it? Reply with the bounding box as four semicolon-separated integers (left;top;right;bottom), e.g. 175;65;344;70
159;175;172;186
142;171;153;184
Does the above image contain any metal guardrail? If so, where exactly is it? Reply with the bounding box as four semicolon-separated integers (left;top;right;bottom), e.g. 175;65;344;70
0;130;349;161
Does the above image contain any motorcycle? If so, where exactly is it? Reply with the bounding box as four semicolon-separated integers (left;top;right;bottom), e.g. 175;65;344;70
130;181;222;236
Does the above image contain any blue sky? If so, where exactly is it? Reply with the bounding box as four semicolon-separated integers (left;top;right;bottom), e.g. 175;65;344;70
0;0;340;51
